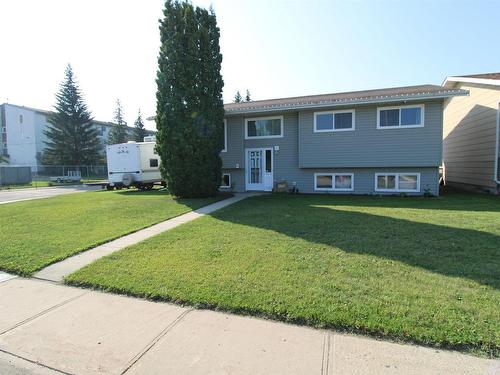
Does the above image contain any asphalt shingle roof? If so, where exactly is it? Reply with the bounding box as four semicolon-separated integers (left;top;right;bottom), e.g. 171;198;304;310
224;84;467;114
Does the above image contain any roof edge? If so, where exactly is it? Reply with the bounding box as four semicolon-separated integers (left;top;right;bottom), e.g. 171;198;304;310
1;102;142;131
443;76;500;87
225;90;468;115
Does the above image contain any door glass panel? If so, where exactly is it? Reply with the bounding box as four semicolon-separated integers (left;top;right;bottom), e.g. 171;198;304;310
248;150;262;184
265;149;272;172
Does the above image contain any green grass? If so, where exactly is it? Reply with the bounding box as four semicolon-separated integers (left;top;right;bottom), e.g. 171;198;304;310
0;181;50;190
66;193;500;357
0;189;227;275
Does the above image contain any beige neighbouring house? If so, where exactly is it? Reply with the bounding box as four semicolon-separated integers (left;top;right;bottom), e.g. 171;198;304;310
442;73;500;194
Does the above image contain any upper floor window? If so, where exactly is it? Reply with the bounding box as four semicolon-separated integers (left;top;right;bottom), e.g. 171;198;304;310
221;119;227;152
245;116;283;139
377;105;424;129
314;110;355;132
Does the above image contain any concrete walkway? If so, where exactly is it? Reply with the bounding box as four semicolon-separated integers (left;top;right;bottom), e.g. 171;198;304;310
0;276;497;375
0;185;100;205
34;193;258;282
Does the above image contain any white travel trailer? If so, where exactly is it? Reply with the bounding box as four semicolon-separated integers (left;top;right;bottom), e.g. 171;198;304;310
106;141;163;190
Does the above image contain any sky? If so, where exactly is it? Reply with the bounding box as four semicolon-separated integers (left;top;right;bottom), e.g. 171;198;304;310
0;0;499;130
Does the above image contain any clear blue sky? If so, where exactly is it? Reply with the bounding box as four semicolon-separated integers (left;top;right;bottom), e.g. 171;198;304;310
0;0;498;128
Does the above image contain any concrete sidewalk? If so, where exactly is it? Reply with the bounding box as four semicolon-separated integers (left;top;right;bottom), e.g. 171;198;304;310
34;193;258;282
0;277;497;375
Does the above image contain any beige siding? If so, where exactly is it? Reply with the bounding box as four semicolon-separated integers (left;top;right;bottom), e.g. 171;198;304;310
443;82;500;190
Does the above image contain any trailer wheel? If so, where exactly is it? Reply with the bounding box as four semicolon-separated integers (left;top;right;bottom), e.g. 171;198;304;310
106;185;114;191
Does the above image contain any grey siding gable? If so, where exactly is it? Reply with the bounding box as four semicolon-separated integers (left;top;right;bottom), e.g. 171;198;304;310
299;100;444;168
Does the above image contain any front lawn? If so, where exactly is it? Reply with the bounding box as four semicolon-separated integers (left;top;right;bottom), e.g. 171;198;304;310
66;193;500;356
0;189;226;275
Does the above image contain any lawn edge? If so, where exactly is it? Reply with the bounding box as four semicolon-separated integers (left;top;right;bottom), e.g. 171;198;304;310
63;277;499;359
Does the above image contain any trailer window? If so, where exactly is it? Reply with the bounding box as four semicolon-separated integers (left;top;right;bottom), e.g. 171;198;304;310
150;159;159;167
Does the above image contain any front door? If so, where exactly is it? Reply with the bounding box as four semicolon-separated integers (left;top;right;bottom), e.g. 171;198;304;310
245;148;273;191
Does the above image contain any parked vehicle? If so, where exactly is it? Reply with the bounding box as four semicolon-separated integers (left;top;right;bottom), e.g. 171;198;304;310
105;141;163;191
49;170;81;184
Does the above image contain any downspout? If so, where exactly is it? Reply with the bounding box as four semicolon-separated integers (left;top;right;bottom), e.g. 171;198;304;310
495;101;500;186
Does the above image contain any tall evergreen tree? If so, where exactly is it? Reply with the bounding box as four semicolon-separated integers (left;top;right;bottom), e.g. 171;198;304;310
108;99;128;144
133;109;147;142
44;65;101;165
156;0;224;197
245;89;251;102
234;90;242;103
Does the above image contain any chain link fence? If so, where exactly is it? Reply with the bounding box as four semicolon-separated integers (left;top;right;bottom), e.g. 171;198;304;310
0;165;107;188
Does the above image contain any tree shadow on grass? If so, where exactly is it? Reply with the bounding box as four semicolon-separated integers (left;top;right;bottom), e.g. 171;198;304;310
210;194;500;290
112;188;233;209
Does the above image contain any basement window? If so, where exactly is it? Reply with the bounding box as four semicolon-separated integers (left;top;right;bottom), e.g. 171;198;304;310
221;173;231;188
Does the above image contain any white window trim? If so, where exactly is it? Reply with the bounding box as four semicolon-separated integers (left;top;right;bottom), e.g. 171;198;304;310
374;173;421;192
221;173;231;188
313;109;355;133
221;119;227;152
314;173;354;191
376;104;425;129
244;115;284;139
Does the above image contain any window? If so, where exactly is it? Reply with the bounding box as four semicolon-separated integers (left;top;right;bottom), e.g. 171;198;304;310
265;149;272;172
221;173;231;188
314;110;355;132
314;173;354;191
377;105;424;128
149;158;159;167
375;173;420;192
221;119;227;152
245;116;283;139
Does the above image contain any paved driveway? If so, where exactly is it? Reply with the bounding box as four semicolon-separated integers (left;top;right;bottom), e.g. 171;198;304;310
0;185;101;205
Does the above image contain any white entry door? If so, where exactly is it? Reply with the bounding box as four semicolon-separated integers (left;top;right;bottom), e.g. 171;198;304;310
245;148;273;191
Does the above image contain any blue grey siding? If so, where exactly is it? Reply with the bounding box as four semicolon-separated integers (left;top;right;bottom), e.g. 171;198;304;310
221;116;244;169
299;100;443;168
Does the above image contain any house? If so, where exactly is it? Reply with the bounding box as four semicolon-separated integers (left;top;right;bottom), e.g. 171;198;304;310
0;103;154;169
220;85;467;195
442;73;500;194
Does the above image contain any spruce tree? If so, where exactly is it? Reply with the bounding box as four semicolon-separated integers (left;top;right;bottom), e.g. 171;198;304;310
234;90;242;103
156;0;224;198
44;65;102;165
133;109;147;142
108;99;128;144
245;89;251;102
